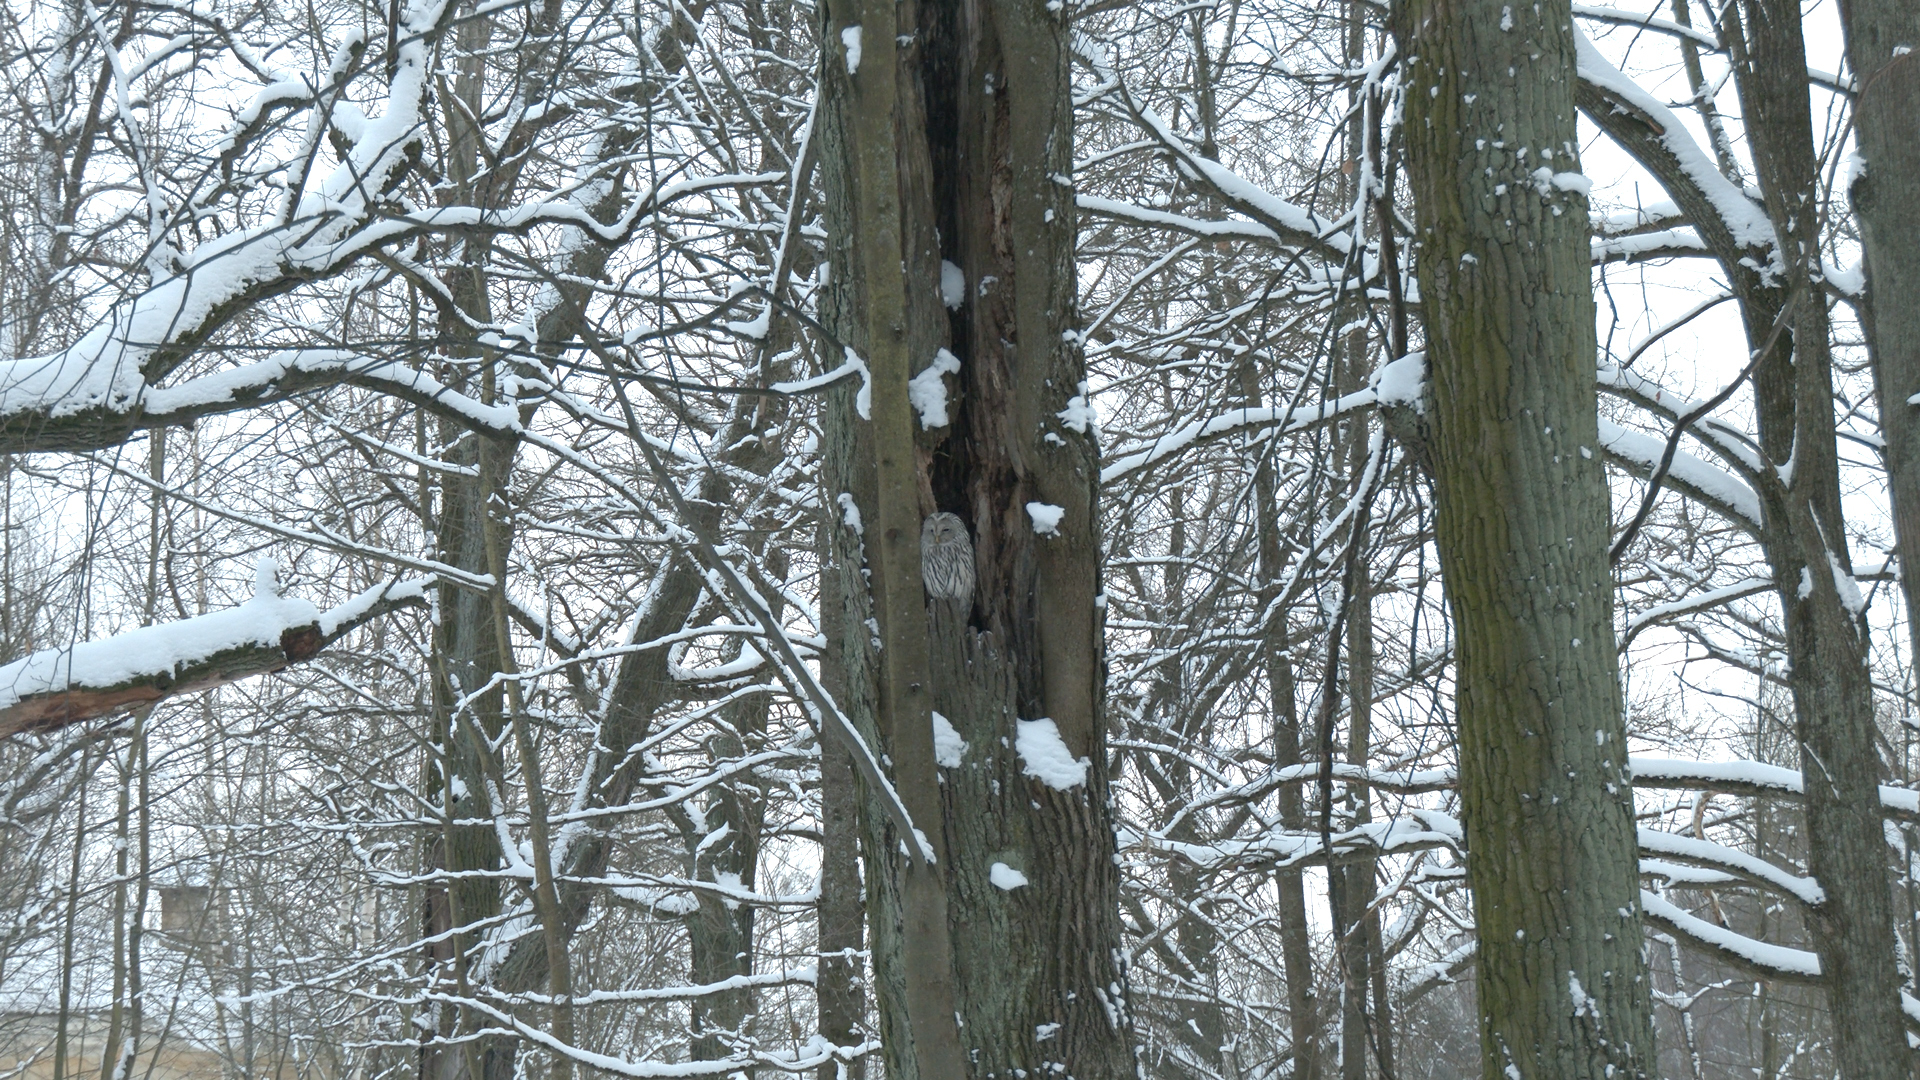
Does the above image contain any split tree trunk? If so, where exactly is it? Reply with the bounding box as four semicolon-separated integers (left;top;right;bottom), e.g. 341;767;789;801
1393;0;1657;1075
815;0;1138;1075
1724;2;1908;1073
1574;0;1910;1069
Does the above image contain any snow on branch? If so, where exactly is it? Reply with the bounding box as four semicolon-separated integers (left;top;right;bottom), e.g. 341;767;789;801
1573;28;1779;273
1135;807;1465;871
1072;33;1358;266
1159;754;1920;851
0;570;429;738
1621;576;1773;648
136;349;523;439
1595;418;1764;533
1630;757;1920;821
0;0;450;453
1637;827;1825;905
0;0;779;458
1409;892;1918;1029
1098;355;1428;476
1639;890;1821;983
1591;227;1713;265
1077;195;1292;248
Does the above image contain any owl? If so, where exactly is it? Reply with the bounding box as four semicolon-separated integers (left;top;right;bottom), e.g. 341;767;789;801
920;512;976;606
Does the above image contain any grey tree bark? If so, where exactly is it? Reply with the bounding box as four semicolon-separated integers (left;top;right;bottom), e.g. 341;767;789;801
1843;0;1920;679
420;11;511;1067
815;0;1138;1075
1393;0;1657;1075
1240;357;1322;1080
1573;0;1910;1070
1722;3;1908;1072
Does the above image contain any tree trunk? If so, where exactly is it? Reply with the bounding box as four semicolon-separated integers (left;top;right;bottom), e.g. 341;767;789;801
420;15;510;1079
1842;0;1920;675
687;553;781;1069
1725;2;1908;1073
1393;0;1657;1075
1850;0;1920;680
1339;572;1379;1080
1243;356;1321;1080
815;0;1138;1074
1841;18;1920;1078
816;733;869;1080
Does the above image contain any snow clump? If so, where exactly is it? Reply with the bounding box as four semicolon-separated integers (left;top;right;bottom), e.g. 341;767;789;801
932;710;967;768
990;862;1029;890
908;348;961;428
1026;502;1065;536
1015;717;1089;789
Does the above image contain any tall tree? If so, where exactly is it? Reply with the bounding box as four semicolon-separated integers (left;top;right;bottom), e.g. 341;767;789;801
815;0;1138;1073
1841;0;1920;685
1721;1;1907;1071
1837;0;1920;1067
1393;0;1657;1075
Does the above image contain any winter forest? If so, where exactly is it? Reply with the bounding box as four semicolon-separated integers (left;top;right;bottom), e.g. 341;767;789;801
4;0;1920;1075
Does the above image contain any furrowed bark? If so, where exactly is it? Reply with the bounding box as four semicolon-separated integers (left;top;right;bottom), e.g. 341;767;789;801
1838;5;1920;1071
816;0;1137;1073
816;732;870;1080
1393;0;1657;1075
1843;0;1920;679
1725;1;1908;1072
918;0;1137;1074
816;0;966;1075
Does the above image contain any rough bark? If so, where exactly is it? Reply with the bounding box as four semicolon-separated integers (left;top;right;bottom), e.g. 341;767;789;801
1724;2;1909;1073
1393;0;1657;1075
1338;573;1379;1080
815;1;968;1076
1842;27;1920;1065
816;735;869;1080
1844;0;1920;678
918;0;1136;1073
815;0;1138;1074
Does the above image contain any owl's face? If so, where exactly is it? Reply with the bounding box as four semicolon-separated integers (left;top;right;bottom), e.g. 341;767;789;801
924;512;966;542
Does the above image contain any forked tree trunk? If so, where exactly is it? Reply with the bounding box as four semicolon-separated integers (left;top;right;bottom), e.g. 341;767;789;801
1724;2;1908;1072
1392;0;1657;1075
1574;0;1910;1069
815;0;1138;1075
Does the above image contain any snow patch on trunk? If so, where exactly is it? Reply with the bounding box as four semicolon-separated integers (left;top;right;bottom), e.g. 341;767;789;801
840;26;862;75
931;711;967;767
908;349;961;428
1026;502;1065;536
1016;717;1088;789
940;261;966;309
